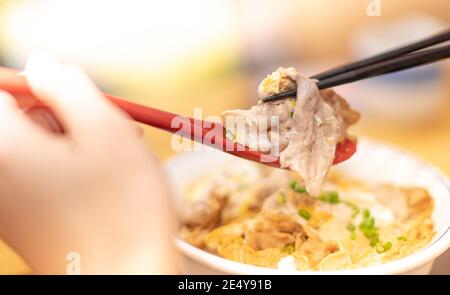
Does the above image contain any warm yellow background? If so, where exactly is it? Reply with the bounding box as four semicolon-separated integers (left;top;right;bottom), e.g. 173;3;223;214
0;0;449;274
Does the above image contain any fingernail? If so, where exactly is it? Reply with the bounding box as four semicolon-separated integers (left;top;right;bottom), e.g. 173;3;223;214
23;50;62;78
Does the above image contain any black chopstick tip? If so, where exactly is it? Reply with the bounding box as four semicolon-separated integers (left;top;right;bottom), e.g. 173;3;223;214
262;89;297;102
261;30;450;103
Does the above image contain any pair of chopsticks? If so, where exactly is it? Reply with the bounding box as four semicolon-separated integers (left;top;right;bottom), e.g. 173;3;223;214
263;29;450;102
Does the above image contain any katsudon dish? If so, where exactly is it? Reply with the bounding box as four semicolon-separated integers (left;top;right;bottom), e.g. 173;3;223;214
179;161;434;271
179;67;435;271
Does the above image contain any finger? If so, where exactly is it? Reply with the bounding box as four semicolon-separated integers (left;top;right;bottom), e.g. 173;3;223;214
0;91;34;135
24;51;125;140
14;93;39;110
136;125;144;138
25;106;65;134
0;91;49;157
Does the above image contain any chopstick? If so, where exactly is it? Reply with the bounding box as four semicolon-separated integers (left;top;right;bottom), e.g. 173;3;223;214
263;30;450;102
0;66;355;167
312;29;450;81
317;44;450;89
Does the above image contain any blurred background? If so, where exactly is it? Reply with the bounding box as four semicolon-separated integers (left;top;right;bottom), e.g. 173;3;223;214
0;0;448;274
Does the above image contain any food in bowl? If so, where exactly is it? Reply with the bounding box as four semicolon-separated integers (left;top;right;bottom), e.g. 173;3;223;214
221;67;360;195
179;161;435;271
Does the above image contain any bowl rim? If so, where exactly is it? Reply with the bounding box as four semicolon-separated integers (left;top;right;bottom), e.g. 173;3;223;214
166;138;450;274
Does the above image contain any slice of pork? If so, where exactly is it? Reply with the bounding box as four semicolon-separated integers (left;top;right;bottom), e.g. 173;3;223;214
222;67;359;195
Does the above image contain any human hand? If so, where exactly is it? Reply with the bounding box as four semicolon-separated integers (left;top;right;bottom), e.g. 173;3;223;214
0;52;178;274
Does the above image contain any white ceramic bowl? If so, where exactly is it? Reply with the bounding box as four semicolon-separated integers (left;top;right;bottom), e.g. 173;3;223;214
164;139;450;274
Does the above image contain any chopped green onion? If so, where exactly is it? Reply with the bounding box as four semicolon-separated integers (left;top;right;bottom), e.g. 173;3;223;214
296;186;307;193
289;180;297;190
346;223;356;232
320;191;340;203
398;236;407;242
351;205;360;218
369;234;379;247
359;212;378;246
298;209;311;220
358;209;380;246
383;241;392;251
361;227;377;239
360;225;377;239
289;180;307;193
290;99;297;108
360;217;375;230
289;110;295;118
282;244;295;254
277;192;286;204
348;223;357;240
343;201;360;218
377;241;393;253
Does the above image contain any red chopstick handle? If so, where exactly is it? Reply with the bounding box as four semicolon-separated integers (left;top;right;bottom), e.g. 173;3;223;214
0;67;176;128
0;66;280;163
0;66;354;166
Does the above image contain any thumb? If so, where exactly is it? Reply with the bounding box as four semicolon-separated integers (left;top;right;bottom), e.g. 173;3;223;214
24;51;123;141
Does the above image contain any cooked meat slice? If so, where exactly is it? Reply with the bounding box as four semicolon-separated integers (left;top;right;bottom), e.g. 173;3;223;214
181;193;226;229
179;226;210;248
245;232;295;250
374;185;409;220
254;211;303;233
280;73;342;196
244;211;304;250
405;187;433;217
320;89;360;140
221;67;359;195
299;239;339;266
